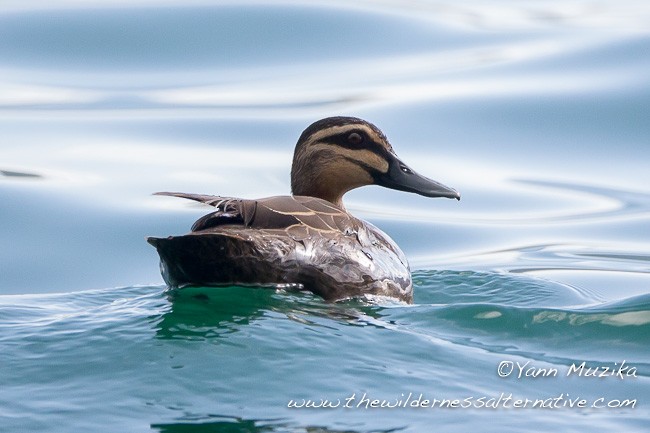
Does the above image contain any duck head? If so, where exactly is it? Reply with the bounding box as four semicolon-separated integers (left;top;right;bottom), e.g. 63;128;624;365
291;117;460;208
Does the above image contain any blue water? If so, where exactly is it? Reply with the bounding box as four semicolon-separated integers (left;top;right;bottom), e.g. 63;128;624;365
1;1;649;432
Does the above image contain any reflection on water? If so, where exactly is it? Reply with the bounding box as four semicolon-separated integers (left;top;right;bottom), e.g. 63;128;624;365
152;418;292;433
152;416;400;433
0;274;648;432
1;1;649;432
155;286;384;341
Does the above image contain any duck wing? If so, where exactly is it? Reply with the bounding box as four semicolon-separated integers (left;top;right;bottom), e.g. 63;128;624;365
154;192;256;230
154;192;349;233
153;191;231;206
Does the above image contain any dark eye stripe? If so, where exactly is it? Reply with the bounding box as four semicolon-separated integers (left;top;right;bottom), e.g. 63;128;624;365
325;130;389;156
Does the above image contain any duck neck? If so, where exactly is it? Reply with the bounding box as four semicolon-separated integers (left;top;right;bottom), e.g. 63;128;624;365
292;182;346;210
291;153;351;209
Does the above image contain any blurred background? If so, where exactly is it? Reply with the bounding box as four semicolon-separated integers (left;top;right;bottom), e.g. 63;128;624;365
2;0;649;295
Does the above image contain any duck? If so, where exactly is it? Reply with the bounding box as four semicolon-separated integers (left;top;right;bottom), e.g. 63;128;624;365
147;117;459;303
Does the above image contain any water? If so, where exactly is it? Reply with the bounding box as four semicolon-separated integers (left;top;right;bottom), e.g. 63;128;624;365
1;1;649;431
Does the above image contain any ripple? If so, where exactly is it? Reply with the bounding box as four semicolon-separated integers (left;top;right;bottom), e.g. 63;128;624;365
0;169;42;178
1;2;648;116
1;2;649;432
512;179;650;223
423;242;650;303
412;270;591;307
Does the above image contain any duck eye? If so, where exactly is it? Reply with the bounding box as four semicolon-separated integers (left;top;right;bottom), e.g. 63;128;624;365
347;132;363;145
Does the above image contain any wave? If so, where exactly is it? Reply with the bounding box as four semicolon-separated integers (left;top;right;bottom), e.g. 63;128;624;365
1;271;648;432
2;271;647;362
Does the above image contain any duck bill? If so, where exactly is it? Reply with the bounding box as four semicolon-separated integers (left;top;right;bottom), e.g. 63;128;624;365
377;154;460;200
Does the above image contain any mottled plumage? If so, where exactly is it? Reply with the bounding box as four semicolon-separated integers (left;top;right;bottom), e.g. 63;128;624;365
148;117;459;303
148;193;412;301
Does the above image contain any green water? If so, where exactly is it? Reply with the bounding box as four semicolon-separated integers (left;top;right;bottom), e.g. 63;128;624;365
1;271;648;432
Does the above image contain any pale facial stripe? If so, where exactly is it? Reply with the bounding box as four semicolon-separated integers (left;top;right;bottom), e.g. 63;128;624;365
300;123;391;175
304;143;389;174
302;124;388;152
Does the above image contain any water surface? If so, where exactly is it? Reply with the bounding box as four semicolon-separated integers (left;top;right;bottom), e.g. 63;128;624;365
1;1;649;432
